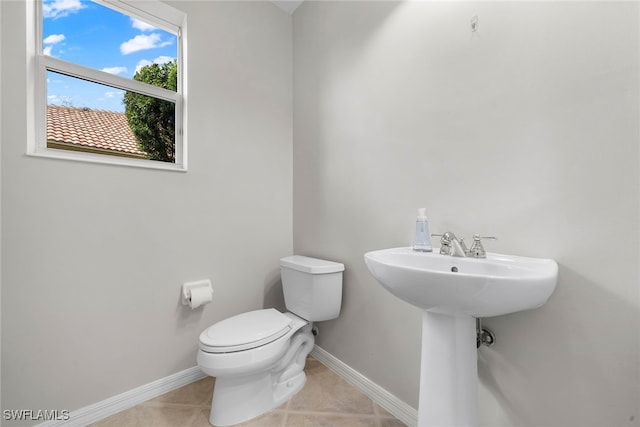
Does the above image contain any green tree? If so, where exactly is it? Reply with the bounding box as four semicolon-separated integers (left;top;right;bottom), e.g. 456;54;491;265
123;60;177;162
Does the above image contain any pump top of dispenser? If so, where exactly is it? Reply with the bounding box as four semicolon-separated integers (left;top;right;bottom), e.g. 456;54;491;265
417;208;427;220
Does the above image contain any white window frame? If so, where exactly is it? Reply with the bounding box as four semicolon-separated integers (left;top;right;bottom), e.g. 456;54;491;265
27;0;188;172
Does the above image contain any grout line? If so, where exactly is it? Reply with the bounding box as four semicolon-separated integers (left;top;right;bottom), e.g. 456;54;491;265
37;366;207;427
84;352;406;426
140;400;211;409
311;345;415;426
284;410;380;418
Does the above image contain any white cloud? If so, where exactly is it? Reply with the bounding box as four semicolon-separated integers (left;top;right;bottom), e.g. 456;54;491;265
43;0;85;19
134;56;175;74
120;33;172;55
135;59;152;73
48;94;73;106
101;66;128;76
131;18;156;32
43;33;65;56
104;91;124;99
153;56;174;65
43;34;66;45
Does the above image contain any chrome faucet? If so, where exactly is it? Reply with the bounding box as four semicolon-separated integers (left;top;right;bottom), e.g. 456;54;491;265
433;232;469;257
432;232;497;258
468;234;497;258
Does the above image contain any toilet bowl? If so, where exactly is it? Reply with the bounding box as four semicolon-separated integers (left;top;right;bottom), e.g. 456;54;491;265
197;255;344;427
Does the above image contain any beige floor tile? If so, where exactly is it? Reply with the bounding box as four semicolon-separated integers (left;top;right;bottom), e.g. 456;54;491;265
189;408;214;427
89;357;405;427
379;418;407;427
285;413;379;427
373;404;391;418
235;410;287;427
288;359;375;415
146;377;214;407
89;405;199;427
190;406;288;427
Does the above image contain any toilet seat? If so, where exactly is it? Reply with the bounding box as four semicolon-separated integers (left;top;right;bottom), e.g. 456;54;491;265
199;308;292;353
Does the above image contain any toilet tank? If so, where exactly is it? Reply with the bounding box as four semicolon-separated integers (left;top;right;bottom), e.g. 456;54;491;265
280;255;344;322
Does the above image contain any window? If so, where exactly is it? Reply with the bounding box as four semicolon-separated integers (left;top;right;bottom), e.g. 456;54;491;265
29;0;187;171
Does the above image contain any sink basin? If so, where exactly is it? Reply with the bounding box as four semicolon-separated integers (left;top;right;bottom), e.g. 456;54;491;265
364;247;558;317
365;246;558;426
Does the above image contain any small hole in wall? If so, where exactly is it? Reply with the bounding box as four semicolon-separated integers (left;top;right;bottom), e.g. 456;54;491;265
471;15;479;32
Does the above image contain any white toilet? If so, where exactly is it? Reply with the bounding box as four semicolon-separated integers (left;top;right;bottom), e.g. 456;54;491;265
197;255;344;427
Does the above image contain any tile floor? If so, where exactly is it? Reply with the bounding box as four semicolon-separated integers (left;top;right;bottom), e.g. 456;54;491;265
89;357;407;427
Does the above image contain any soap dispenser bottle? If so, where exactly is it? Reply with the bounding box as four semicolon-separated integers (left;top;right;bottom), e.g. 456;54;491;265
413;208;433;252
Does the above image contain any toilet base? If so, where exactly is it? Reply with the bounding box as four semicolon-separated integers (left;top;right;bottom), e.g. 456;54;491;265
207;323;314;426
209;370;306;426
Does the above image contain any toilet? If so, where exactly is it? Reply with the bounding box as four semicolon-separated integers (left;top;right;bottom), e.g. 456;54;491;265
197;255;344;427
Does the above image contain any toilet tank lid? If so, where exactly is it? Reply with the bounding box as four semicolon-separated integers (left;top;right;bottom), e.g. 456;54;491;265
280;255;345;274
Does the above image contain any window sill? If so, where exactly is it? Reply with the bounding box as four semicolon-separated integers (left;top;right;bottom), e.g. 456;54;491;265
27;147;188;172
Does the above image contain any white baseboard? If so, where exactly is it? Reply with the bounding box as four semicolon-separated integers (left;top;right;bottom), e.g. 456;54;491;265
35;348;414;427
310;345;418;427
36;367;206;427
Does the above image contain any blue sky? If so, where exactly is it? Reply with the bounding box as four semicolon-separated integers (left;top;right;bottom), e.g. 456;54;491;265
43;0;177;112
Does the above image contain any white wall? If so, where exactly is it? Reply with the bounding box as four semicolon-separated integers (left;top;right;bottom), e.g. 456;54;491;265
0;0;3;413
1;1;292;423
3;1;640;425
293;2;640;426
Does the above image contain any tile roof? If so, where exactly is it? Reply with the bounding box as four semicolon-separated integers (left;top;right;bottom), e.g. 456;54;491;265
46;105;148;158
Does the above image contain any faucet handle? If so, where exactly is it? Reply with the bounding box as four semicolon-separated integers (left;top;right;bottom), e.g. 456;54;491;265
474;234;497;241
431;234;449;255
469;234;497;258
432;232;468;257
431;233;452;255
431;231;457;242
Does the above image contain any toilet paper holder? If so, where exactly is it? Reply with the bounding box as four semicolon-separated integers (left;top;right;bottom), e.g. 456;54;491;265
181;279;213;307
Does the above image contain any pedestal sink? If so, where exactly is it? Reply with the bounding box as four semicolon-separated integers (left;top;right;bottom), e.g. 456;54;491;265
364;247;558;426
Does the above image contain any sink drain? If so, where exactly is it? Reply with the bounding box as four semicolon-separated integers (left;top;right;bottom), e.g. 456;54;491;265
450;266;459;272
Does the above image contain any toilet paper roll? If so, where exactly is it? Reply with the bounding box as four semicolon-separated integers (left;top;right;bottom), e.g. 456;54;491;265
189;286;213;309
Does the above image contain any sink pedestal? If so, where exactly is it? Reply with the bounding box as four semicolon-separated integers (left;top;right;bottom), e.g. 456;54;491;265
419;312;477;427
